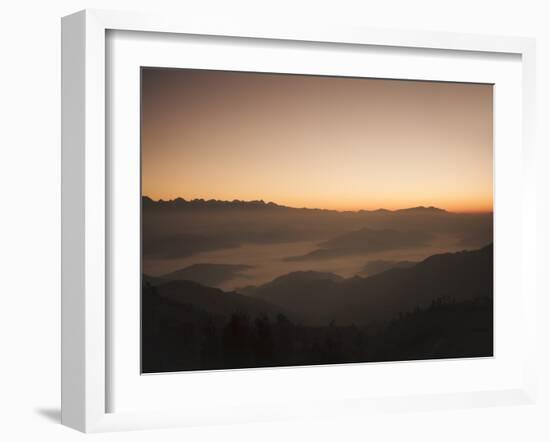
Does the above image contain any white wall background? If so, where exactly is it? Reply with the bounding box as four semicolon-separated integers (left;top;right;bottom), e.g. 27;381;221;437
0;0;548;440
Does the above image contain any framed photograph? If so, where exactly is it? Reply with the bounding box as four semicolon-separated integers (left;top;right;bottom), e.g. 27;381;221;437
61;9;537;432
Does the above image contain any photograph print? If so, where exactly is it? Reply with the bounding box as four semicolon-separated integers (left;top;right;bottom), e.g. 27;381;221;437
141;68;493;373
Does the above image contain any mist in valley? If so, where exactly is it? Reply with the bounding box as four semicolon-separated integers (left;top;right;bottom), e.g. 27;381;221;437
142;198;492;291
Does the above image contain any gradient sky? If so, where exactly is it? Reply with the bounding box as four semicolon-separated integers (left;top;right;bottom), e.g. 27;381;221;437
141;68;493;213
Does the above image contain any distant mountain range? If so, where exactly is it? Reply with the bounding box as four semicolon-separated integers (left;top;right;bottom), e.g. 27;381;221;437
142;196;493;261
142;195;451;214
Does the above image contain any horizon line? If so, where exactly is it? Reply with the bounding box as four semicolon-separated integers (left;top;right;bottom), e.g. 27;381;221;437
141;195;493;215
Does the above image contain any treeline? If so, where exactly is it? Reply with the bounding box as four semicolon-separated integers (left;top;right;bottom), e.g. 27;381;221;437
142;284;493;373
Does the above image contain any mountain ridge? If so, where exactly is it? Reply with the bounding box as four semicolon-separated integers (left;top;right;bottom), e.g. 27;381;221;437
242;244;493;325
146;278;289;320
142;195;458;214
284;227;435;261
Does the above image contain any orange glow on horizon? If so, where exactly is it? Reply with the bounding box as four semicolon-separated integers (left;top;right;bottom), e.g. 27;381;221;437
141;69;493;215
143;192;493;214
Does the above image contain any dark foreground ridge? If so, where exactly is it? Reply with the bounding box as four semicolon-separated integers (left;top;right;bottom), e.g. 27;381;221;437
142;244;493;373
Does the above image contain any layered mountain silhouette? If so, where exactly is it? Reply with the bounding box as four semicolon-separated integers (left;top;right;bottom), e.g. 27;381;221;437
245;244;492;325
237;271;344;297
145;244;492;326
284;228;434;261
142;244;493;372
150;263;252;288
144;279;288;320
142;280;291;372
142;196;493;260
360;259;416;276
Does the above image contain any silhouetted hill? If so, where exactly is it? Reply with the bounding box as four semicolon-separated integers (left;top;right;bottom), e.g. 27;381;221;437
142;279;294;372
247;244;493;325
149;279;288;319
236;271;344;322
159;263;252;288
372;296;493;361
143;294;492;372
284;228;434;261
265;271;344;286
360;259;416;276
142;273;164;285
456;222;494;248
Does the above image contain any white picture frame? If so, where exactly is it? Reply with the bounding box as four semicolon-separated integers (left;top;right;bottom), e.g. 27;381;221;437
61;9;537;433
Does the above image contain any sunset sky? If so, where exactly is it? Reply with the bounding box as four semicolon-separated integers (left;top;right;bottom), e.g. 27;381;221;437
141;68;493;213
